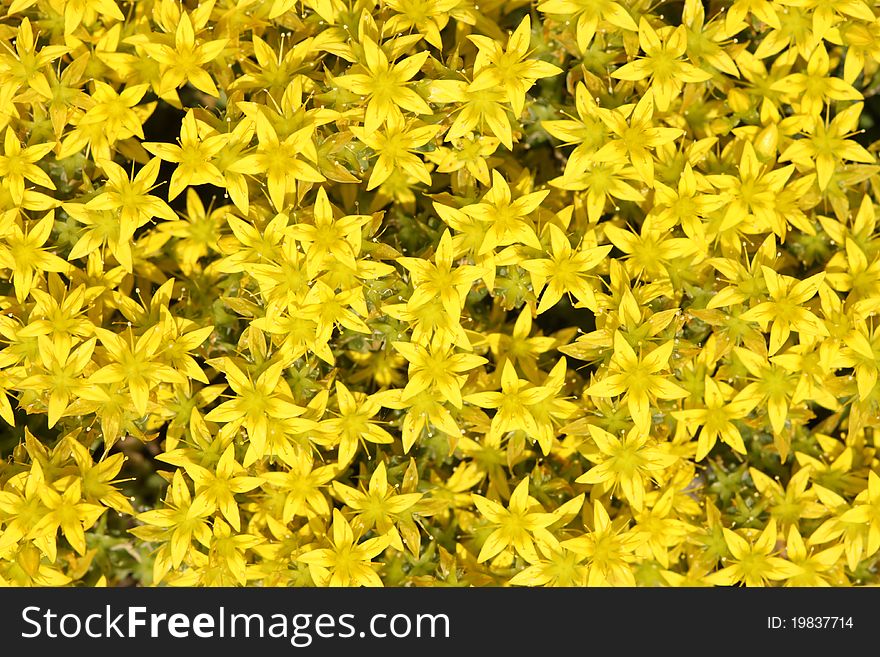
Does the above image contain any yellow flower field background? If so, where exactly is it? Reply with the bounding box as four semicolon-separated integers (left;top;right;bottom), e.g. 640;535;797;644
0;0;879;587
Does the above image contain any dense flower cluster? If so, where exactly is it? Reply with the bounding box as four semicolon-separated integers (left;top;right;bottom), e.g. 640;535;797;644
0;0;879;587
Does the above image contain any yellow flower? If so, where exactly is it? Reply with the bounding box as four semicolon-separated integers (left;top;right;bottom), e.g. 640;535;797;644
66;436;134;516
838;320;880;400
823;195;880;306
592;90;684;187
232;35;313;97
397;229;486;319
88;324;187;418
157;188;226;273
782;525;845;587
198;518;264;586
509;542;589;586
576;424;676;511
218;211;289;272
707;142;795;237
0;18;69;92
486;306;557;383
351;115;441;190
631;488;693;568
462;169;546;254
522;223;610;313
133;470;213;573
301;281;372;342
779;102;875;191
0;128;56;206
826;16;880;83
74;81;149;146
384;0;464;50
209;113;264;215
771;340;842;412
10;0;125;34
203;358;310;462
17;337;96;428
246;111;325;210
334;36;431;135
705;234;777;312
143;110;226;201
465;360;554;441
322;381;395;466
561;500;642;585
524;358;579;455
0;211;71;302
332;461;423;553
541;83;607;175
472;477;557;563
376;387;463;454
611;19;713;112
29;478;106;559
289;186;371;276
680;0;739;77
771;44;862;117
0;459;50;555
550;161;643;223
739;266;826;355
650;162;722;247
467;16;562;118
141;10;228;97
749;467;826;532
298;509;391;587
733;346;799;451
393;336;487;409
537;0;637;53
86;158;177;241
808;483;870;570
673;376;756;460
704;520;797;587
182;444;263;531
430;80;516;150
260;451;337;523
603;215;700;281
838;470;880;561
585;332;688;433
724;0;781;34
426;133;500;186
